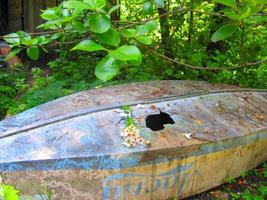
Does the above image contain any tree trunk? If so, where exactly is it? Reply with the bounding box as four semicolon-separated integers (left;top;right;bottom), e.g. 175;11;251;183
188;0;194;44
110;0;120;26
158;5;173;58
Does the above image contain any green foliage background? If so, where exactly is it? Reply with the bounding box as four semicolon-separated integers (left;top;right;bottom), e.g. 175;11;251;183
0;0;266;118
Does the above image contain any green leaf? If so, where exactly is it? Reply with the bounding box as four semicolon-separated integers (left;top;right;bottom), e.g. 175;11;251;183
96;28;121;47
32;36;51;46
63;1;90;10
41;9;59;20
136;21;158;35
143;1;153;15
109;45;142;61
240;6;252;19
62;8;70;16
3;33;20;45
211;23;239;42
214;0;237;9
223;10;241;20
257;0;267;3
137;36;152;45
72;21;86;33
0;186;4;197
27;46;40;61
50;32;64;40
154;0;165;8
251;15;267;22
95;56;123;81
71;40;105;52
2;185;20;200
5;48;22;61
84;0;106;10
145;21;158;32
128;53;142;66
136;25;149;36
108;4;121;15
120;29;136;38
89;14;111;33
16;31;32;45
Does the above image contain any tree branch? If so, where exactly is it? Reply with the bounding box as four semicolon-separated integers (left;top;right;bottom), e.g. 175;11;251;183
145;46;267;71
0;29;68;39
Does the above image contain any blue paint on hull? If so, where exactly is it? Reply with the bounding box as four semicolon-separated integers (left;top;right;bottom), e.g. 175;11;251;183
101;163;194;199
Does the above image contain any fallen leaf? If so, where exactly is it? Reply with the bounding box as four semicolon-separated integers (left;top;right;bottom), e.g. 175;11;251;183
151;89;162;95
238;179;246;185
137;116;142;122
248;124;254;129
254;114;264;122
150;105;156;109
196;119;203;125
238;120;244;126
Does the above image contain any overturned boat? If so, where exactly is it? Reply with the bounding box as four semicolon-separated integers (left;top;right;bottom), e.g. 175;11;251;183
0;80;266;200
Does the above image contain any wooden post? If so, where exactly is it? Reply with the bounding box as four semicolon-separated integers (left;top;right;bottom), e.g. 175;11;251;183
23;0;57;32
7;0;23;32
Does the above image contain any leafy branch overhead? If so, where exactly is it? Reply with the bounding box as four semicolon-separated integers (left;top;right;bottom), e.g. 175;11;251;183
212;0;266;42
3;0;158;82
2;0;267;82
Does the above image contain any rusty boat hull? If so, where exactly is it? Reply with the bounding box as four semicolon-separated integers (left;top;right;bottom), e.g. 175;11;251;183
0;80;266;200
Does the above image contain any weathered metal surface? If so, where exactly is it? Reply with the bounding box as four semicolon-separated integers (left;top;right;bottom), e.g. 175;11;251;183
0;80;241;136
0;80;266;200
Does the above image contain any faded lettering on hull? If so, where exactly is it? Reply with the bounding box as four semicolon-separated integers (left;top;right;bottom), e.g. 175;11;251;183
102;163;193;199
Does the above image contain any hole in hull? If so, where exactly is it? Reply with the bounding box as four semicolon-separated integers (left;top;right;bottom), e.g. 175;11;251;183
146;111;175;131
